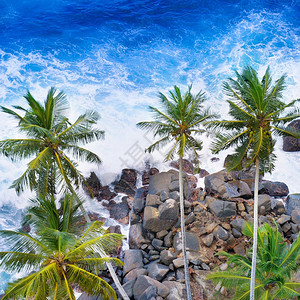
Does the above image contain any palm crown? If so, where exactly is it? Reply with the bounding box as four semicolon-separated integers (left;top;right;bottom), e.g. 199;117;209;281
0;195;123;300
0;87;104;195
208;222;300;299
209;66;299;173
137;85;215;162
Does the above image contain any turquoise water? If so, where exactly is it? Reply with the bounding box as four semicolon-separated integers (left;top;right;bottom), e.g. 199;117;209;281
0;0;299;292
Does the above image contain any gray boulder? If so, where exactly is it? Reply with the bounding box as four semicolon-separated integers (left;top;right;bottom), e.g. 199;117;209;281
146;194;162;207
286;194;300;215
148;172;173;195
231;218;246;233
258;194;272;213
174;231;200;254
160;249;176;265
123;250;144;275
148;262;169;281
133;275;170;299
262;181;289;197
129;223;149;249
138;286;157;300
158;199;179;220
283;119;300;152
208;199;236;219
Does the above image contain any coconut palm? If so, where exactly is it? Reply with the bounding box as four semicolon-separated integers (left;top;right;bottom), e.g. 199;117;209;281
0;215;123;299
208;222;300;299
0;87;103;199
208;66;299;299
137;85;216;300
0;88;130;299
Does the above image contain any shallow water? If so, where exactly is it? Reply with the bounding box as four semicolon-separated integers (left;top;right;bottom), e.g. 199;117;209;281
0;0;299;292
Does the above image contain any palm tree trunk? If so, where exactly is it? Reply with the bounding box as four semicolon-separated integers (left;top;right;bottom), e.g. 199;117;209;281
70;188;129;300
250;157;260;300
179;157;192;300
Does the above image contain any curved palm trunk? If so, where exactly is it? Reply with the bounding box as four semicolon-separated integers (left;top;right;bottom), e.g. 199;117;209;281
70;188;129;300
250;157;260;300
179;158;192;300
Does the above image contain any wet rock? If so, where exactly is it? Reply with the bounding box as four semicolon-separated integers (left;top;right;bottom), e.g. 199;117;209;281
98;185;117;201
133;187;147;213
85;171;101;195
283;119;300;152
261;180;289;197
129;223;149;249
199;168;210;178
133;275;170;299
208;199;236;219
123;250;144;275
170;159;194;174
148;262;169;281
114;169;137;196
286;194;300;215
108;197;129;224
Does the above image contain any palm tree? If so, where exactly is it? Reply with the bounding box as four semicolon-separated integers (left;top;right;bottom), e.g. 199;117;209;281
208;66;299;299
0;88;130;299
208;222;300;299
137;85;216;300
0;87;103;200
0;208;123;299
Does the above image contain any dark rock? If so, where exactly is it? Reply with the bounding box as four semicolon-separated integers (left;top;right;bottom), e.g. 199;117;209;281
174;232;200;254
199;168;210;178
138;286;157;300
148;172;173;195
129;223;149;249
231;218;246;233
98;185;117;201
123;250;144;275
175;268;185;280
170;159;194;174
114;169;137;196
160;190;169;201
133;275;170;299
261;181;289;197
211;157;220;162
160;249;176;265
122;278;136;298
130;211;141;225
258;194;272;213
164;231;173;247
124;268;148;283
208;199;236;219
169;180;180;192
145;194;162;207
158;199;179;220
232;228;242;238
108;198;129;224
214;225;229;241
148;262;169;281
85;171;101;195
149;167;159;176
277;214;291;225
173;257;184;268
283;119;300;152
291;209;300;224
156;230;168;239
169;191;180;201
225;180;252;199
133;187;147;213
152;238;164;251
185;212;196;225
286;194;300;215
142;171;150;185
281;222;292;233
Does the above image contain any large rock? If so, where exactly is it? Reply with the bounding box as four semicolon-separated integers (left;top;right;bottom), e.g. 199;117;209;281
129;223;149;249
148;172;173;195
147;262;169;281
160;249;176;265
123;250;144;275
286;194;300;215
170;159;194;174
108;197;129;224
143;206;177;232
133;187;147;213
231;218;246;233
208;199;236;219
133;275;170;299
158;199;179;220
204;170;252;199
98;185;117;201
114;169;137;196
262;181;289;197
174;231;200;254
85;171;101;195
258;194;272;213
283;119;300;152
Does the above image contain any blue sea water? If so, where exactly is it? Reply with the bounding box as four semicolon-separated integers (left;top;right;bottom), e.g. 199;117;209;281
0;0;299;293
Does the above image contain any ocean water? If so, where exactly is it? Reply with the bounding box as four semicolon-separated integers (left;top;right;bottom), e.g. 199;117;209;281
0;0;299;292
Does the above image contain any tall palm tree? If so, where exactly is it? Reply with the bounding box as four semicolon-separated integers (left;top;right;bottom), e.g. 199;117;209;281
137;85;216;300
0;200;123;300
0;88;130;299
0;87;103;202
208;66;299;300
208;222;300;299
